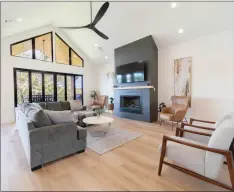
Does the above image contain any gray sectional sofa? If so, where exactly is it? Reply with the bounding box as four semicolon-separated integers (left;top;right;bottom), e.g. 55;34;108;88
16;101;93;171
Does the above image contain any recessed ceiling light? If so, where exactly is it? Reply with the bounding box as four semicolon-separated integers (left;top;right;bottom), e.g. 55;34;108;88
94;44;98;47
171;2;177;8
105;56;108;59
15;17;23;22
178;28;184;34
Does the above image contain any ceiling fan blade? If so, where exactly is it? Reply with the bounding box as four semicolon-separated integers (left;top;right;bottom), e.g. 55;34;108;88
59;26;88;29
91;27;109;40
91;2;109;26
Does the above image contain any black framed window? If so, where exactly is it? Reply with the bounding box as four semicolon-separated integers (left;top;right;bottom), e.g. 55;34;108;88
55;33;84;67
10;32;53;62
14;68;83;107
44;73;54;102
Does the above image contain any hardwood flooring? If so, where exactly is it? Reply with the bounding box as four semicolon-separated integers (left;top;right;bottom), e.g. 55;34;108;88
1;114;228;191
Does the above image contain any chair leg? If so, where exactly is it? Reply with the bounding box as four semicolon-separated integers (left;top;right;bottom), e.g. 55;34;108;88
226;152;234;190
158;138;167;176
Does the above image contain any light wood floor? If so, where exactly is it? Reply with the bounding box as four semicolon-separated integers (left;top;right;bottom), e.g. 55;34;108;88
1;114;227;191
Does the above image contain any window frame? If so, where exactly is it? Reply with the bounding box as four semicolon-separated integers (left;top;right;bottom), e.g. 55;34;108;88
55;33;84;67
14;68;84;107
10;32;53;62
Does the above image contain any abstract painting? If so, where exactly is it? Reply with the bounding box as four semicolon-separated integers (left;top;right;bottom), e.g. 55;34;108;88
174;57;192;106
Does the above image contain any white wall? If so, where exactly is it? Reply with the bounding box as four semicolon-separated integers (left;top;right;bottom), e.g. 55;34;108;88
1;25;99;124
97;63;115;99
158;30;234;120
98;30;234;120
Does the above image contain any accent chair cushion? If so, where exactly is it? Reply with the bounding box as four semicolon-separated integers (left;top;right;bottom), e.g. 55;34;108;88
45;110;77;124
60;101;71;110
91;105;102;110
27;108;53;128
46;102;62;111
159;136;206;176
70;100;83;112
160;113;174;121
184;125;213;145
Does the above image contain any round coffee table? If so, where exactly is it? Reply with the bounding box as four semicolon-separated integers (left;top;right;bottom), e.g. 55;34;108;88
83;116;114;137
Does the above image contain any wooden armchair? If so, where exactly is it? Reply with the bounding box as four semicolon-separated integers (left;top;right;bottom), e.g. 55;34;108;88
159;96;189;130
158;113;234;191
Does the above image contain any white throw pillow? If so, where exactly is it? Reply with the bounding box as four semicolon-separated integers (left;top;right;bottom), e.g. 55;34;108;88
44;110;77;124
70;100;83;112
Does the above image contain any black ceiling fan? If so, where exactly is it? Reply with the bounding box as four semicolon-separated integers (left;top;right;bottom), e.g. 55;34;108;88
59;2;109;40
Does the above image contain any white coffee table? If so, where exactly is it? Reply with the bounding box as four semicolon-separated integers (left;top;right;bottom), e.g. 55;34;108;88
83;116;114;137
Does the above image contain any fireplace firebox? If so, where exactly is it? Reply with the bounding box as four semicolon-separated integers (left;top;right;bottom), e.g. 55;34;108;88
120;95;141;114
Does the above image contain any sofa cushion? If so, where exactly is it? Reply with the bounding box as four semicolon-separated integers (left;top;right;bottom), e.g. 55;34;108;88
44;110;77;124
70;100;83;112
27;108;53;128
60;101;71;110
46;102;62;111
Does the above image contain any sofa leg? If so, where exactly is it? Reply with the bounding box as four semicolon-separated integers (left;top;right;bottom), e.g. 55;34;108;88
31;165;42;171
76;149;85;154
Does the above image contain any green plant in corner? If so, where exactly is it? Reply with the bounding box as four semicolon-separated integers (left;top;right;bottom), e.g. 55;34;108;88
109;97;114;104
90;90;97;99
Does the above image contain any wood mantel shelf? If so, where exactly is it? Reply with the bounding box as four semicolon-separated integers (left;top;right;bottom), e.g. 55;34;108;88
114;86;154;90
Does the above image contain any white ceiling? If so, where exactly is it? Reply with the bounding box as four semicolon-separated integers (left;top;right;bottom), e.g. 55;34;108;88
1;1;234;64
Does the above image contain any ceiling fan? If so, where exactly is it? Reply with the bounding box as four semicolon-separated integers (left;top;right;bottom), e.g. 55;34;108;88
59;1;109;40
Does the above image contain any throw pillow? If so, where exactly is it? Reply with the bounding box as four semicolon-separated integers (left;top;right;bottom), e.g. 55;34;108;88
27;108;53;128
44;110;77;124
32;103;43;110
70;100;83;112
60;101;71;110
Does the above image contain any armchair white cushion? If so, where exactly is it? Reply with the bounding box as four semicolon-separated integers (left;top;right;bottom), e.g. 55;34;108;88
159;136;206;175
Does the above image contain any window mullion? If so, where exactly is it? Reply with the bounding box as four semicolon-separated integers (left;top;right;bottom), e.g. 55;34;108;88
64;75;67;101
32;38;35;59
28;71;32;103
42;73;45;102
54;74;57;101
69;48;72;65
73;75;76;100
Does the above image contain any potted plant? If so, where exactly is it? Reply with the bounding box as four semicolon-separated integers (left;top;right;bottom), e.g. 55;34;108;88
90;90;97;104
108;97;114;111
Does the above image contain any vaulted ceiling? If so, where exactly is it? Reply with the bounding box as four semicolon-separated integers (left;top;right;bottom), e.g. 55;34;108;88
1;1;234;64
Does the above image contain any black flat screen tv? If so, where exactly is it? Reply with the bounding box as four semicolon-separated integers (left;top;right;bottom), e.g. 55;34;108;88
116;61;147;83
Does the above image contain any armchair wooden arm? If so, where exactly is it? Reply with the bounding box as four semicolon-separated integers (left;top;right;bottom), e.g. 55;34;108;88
181;123;216;131
190;118;216;125
158;135;234;191
176;127;212;137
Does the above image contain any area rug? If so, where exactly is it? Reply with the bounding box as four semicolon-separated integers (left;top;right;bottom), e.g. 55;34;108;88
86;126;143;155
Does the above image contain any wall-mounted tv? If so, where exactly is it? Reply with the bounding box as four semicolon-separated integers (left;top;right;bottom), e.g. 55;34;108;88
116;61;147;83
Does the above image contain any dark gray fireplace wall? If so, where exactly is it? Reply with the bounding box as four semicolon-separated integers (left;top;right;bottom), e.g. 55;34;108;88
114;35;158;122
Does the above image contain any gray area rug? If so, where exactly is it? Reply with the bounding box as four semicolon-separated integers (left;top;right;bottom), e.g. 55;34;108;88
86;126;143;155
